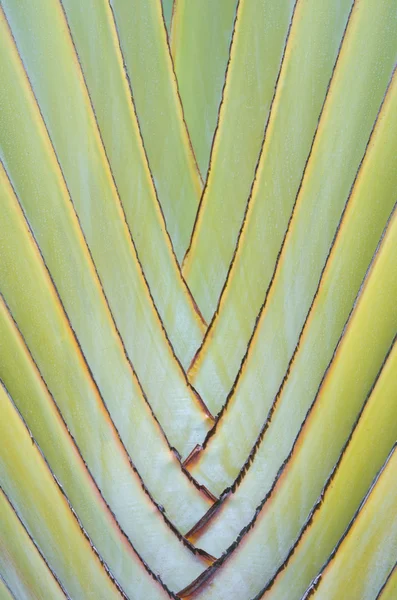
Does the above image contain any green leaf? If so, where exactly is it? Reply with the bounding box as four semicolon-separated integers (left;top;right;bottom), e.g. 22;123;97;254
180;199;397;598
60;0;206;354
162;0;174;34
0;0;395;596
0;487;69;600
0;159;207;592
182;0;296;320
260;335;397;600
0;294;181;598
0;577;14;600
187;0;397;492
0;382;125;599
110;0;203;259
0;2;212;460
189;0;355;409
187;64;397;547
306;445;397;600
377;565;397;600
171;0;239;178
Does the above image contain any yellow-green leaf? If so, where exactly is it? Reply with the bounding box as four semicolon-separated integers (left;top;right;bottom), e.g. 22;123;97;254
306;446;397;600
182;0;296;320
171;0;239;178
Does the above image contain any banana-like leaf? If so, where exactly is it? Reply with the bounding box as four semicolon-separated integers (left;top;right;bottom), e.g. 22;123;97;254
171;0;238;178
180;199;397;598
60;0;206;348
186;0;397;488
377;564;397;600
189;0;354;409
0;487;68;600
109;0;202;259
0;17;211;538
0;382;126;599
259;335;397;600
0;293;193;598
162;0;174;34
189;0;397;414
182;0;296;320
0;160;208;591
186;63;397;549
0;0;395;596
0;577;14;600
0;0;205;371
305;445;397;600
0;3;212;460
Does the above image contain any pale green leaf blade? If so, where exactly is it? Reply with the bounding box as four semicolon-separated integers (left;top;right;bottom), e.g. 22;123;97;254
0;383;124;600
0;2;212;459
162;0;174;34
0;577;14;600
0;294;177;599
182;0;296;320
187;0;397;486
187;65;397;552
110;0;202;259
306;446;397;600
171;0;239;178
181;201;397;599
0;161;208;592
260;337;397;600
60;0;206;351
0;488;68;600
189;0;355;410
377;565;397;600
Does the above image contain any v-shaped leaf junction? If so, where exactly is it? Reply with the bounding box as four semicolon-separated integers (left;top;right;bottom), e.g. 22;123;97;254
0;0;396;598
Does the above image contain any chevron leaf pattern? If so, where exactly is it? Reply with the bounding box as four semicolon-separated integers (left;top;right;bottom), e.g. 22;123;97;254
0;0;396;598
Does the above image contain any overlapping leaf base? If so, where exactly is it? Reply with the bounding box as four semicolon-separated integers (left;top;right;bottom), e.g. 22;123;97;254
0;0;396;598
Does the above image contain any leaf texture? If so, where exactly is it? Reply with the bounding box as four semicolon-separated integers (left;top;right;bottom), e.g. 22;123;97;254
0;0;396;597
